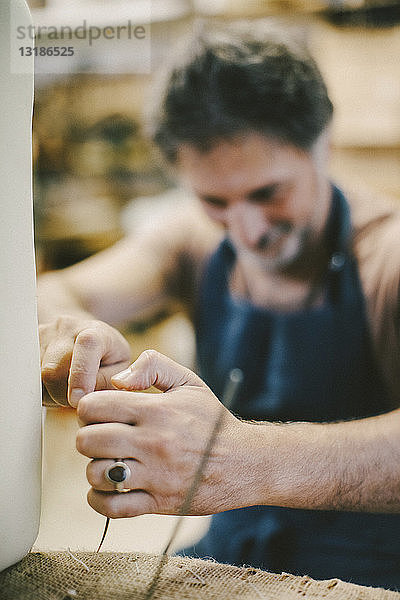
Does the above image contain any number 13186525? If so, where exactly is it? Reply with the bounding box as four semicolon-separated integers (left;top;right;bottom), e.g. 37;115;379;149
19;46;74;56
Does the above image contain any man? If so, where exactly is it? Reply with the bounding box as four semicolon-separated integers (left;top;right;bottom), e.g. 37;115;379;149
38;24;400;588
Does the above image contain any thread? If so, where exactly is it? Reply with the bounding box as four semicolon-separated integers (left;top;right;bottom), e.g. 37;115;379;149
66;548;90;572
96;517;110;553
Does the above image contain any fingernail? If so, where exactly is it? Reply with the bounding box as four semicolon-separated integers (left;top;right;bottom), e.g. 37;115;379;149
69;388;85;407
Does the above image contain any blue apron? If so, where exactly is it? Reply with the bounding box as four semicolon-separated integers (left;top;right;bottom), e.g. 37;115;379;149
183;186;400;590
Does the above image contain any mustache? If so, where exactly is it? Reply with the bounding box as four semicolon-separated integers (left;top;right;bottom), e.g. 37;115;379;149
228;223;310;272
254;222;293;250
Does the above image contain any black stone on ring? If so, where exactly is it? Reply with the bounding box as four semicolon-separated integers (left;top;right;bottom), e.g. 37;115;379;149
105;460;131;491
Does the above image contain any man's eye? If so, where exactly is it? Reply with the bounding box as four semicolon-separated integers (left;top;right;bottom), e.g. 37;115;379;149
201;197;227;209
248;185;279;204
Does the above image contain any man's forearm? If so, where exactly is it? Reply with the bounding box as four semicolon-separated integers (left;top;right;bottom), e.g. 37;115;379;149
37;271;94;324
241;409;400;513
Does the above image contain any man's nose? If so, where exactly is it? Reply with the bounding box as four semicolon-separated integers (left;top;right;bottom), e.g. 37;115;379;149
226;202;270;250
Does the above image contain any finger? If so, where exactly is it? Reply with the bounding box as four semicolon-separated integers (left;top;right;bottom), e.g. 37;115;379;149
68;328;106;407
111;349;204;392
76;389;157;426
94;360;131;392
43;359;128;408
41;341;72;406
76;421;143;459
87;488;156;519
86;458;148;492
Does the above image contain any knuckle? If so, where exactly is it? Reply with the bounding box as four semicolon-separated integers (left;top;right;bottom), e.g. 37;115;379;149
177;367;194;387
142;348;160;367
75;328;102;350
151;430;175;459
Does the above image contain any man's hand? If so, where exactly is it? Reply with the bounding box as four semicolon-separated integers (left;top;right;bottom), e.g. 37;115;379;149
75;349;400;517
76;350;252;519
39;316;131;407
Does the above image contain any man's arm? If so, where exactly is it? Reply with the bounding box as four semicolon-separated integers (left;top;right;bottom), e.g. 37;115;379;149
76;350;400;517
246;410;400;513
38;199;221;406
38;231;178;406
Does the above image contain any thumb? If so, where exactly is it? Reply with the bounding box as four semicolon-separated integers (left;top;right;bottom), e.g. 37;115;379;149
111;349;204;392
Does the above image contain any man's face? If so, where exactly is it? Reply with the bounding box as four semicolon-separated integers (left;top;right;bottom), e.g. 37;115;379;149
177;133;331;272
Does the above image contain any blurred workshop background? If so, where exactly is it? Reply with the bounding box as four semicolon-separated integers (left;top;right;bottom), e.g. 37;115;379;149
31;0;400;556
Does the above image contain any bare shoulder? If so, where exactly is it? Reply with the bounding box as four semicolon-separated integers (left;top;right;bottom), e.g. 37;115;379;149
346;181;400;327
346;182;400;297
345;183;400;404
345;182;400;239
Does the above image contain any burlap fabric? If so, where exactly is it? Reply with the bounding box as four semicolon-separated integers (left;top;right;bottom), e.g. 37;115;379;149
0;551;399;600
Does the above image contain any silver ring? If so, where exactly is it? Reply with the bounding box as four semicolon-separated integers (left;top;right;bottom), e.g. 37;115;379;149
104;459;131;492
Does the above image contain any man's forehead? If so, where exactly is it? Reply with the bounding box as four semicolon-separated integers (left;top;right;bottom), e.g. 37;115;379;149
176;134;304;197
177;134;282;162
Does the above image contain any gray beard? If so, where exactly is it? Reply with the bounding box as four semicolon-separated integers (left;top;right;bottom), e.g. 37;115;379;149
229;227;310;273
